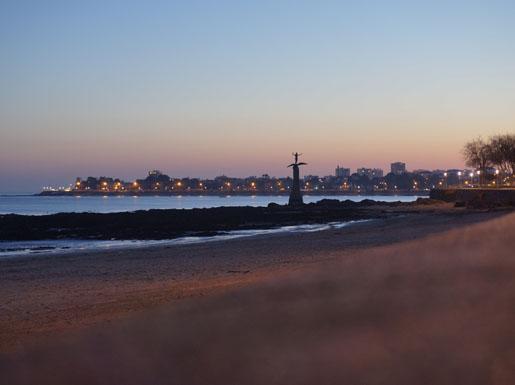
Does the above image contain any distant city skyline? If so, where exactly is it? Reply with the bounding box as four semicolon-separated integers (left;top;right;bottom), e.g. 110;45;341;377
1;1;514;192
1;158;484;193
2;152;479;193
43;162;486;193
44;164;492;196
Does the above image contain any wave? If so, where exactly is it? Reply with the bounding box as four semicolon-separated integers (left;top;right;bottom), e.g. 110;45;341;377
0;220;370;258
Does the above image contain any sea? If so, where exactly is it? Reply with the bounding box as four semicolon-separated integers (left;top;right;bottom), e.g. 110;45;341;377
0;194;421;257
0;194;421;216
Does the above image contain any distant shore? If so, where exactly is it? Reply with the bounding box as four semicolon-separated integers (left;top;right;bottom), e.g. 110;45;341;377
38;190;428;197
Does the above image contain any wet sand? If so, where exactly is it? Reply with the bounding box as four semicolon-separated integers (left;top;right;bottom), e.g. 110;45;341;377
1;208;515;384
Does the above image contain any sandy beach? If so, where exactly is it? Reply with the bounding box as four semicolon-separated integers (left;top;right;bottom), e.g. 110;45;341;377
1;206;515;384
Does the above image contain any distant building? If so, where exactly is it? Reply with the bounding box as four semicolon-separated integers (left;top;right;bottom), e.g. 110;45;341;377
357;168;383;178
86;177;98;190
335;165;351;178
445;169;465;186
391;162;406;175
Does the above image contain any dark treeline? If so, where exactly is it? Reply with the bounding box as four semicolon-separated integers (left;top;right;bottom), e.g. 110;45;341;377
463;134;515;185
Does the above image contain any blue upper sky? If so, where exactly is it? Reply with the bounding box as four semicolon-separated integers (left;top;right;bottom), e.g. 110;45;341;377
1;1;514;192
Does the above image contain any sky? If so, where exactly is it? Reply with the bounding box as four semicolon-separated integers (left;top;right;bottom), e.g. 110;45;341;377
1;0;514;192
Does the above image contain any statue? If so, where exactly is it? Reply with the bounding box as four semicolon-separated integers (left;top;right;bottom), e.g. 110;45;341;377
288;152;306;206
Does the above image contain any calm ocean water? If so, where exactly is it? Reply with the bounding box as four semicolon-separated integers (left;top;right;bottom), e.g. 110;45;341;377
0;194;422;215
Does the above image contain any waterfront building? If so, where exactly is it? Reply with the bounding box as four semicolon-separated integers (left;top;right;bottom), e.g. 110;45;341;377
357;168;383;178
335;166;351;178
391;162;406;175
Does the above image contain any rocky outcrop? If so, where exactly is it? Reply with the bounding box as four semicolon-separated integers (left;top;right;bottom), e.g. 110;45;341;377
0;199;420;241
430;189;515;208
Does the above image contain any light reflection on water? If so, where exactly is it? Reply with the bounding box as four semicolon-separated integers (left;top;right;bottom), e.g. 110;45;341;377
0;194;421;215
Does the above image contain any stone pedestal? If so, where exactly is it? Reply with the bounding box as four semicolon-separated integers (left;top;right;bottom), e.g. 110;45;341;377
288;164;304;206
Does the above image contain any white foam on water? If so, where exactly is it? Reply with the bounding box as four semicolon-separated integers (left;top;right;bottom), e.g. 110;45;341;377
0;220;370;258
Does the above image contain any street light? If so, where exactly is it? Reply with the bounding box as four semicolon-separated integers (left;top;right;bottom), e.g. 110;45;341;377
467;172;473;186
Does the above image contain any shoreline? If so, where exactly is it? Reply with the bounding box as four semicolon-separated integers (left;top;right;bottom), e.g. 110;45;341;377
1;207;511;354
37;190;428;197
0;198;440;241
0;219;371;259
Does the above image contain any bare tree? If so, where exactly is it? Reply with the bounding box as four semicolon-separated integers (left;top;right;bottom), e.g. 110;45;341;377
462;137;491;185
488;134;515;176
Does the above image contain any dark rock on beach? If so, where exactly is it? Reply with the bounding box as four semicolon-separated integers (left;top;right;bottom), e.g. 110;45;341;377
0;199;427;241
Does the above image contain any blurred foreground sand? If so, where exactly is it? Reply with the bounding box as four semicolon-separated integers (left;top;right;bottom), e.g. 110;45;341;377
1;210;515;384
